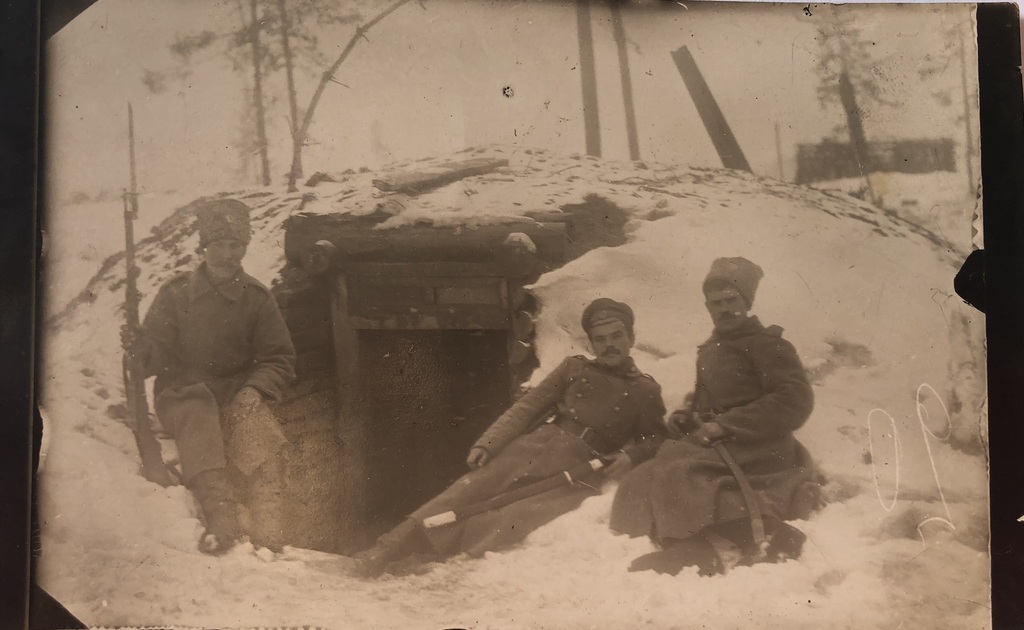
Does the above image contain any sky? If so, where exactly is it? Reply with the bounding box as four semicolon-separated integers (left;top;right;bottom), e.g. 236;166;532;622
44;0;977;202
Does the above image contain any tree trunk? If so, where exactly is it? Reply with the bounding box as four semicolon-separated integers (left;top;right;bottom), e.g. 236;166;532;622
837;69;878;205
289;0;414;193
249;0;272;186
277;0;303;191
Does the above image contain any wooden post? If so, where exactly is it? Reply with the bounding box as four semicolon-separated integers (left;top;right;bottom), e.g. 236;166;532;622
671;46;751;172
576;0;601;157
610;0;640;161
330;273;370;543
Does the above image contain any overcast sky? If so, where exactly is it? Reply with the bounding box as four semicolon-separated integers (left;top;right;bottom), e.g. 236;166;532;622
44;0;976;202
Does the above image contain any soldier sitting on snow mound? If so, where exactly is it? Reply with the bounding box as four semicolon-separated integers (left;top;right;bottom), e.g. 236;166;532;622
352;298;669;578
121;199;297;555
610;257;824;576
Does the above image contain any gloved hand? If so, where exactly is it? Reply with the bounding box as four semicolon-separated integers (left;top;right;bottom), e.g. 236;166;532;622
466;446;490;469
693;421;729;447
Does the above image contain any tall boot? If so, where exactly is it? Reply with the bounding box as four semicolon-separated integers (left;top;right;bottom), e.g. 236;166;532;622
351;519;425;578
247;456;289;552
189;468;244;555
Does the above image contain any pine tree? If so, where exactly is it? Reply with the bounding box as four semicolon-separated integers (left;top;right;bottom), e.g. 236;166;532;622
815;7;895;204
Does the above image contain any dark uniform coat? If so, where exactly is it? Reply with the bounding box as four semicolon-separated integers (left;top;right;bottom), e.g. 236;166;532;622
412;355;667;557
138;265;296;481
610;317;818;542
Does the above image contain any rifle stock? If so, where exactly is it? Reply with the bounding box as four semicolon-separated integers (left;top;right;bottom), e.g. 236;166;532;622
123;103;176;488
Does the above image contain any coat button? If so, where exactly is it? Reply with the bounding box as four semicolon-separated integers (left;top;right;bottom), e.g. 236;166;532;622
614;406;621;412
623;392;629;397
576;393;583;398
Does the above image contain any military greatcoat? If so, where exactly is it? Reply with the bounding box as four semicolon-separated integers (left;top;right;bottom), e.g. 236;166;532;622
138;265;296;482
610;316;819;542
412;355;667;557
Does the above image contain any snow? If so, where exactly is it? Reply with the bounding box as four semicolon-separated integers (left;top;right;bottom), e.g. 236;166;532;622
39;150;988;629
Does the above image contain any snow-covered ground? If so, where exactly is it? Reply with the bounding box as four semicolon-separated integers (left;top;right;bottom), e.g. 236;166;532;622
39;149;988;629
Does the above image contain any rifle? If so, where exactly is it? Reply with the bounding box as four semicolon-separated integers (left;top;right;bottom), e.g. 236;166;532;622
122;103;176;488
420;457;609;529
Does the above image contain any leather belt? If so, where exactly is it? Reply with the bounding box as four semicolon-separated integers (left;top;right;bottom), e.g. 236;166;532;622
553;415;619;454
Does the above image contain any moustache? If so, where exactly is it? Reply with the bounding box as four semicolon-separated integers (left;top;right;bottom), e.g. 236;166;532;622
602;348;622;356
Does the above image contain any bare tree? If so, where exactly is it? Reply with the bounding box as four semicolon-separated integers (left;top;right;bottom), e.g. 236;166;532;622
247;0;273;185
142;3;276;186
815;8;896;204
264;0;363;186
285;0;417;192
143;0;363;188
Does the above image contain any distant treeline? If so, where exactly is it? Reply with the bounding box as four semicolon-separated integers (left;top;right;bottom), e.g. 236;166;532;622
795;138;956;183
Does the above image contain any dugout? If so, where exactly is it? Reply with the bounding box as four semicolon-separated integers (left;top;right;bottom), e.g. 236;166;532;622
269;170;570;552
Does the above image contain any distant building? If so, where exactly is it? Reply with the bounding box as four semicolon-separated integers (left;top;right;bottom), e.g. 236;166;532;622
795;138;956;184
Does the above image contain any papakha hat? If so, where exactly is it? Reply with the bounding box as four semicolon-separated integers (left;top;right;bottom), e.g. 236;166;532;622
703;257;764;307
195;198;252;247
581;298;635;336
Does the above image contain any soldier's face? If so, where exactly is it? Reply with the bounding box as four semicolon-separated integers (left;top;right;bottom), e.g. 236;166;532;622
704;286;750;333
203;239;247;281
588;320;634;368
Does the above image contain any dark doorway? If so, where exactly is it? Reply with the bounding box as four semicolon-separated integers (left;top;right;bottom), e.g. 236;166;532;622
358;330;511;534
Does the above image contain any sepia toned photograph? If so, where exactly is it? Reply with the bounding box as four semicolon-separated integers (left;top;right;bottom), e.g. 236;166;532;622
39;1;988;628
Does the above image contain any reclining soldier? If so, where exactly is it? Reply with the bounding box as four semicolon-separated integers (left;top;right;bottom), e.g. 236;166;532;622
611;257;823;576
121;199;296;555
353;298;668;577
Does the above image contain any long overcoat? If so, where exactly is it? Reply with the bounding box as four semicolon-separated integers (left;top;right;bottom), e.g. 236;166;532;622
139;265;296;480
610;317;819;542
412;355;667;557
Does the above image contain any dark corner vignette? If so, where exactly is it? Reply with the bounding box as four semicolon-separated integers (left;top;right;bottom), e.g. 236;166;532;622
0;0;39;629
20;1;98;629
978;3;1024;630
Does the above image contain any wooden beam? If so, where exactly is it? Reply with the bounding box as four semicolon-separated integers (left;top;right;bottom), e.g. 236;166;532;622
329;274;370;534
372;158;509;195
349;309;511;331
610;0;640;161
346;261;504;278
577;0;602;157
671;46;751;172
285;217;568;266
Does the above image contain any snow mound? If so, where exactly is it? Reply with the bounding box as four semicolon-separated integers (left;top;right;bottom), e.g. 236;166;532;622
40;148;987;629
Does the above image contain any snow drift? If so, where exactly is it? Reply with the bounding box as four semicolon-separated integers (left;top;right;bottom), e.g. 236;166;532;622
40;147;988;629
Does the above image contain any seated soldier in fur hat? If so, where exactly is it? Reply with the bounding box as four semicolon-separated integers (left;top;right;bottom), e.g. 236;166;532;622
352;298;668;578
121;198;296;555
610;257;824;576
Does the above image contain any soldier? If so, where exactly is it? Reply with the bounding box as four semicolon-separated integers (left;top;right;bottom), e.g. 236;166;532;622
610;257;823;576
353;298;668;577
121;198;297;555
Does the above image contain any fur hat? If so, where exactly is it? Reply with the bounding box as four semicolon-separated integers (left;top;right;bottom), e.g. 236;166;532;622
196;199;252;248
703;257;764;307
581;298;635;337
